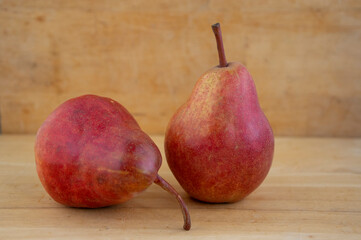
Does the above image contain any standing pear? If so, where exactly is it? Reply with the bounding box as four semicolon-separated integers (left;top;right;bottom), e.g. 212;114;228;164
165;23;274;203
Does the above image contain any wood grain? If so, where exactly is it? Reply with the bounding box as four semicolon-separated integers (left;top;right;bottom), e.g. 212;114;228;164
0;135;360;239
0;0;361;136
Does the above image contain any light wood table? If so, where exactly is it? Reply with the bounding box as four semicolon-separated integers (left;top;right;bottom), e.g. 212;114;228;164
1;135;360;239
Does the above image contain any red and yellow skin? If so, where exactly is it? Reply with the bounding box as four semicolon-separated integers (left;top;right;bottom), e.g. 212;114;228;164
165;61;274;203
35;95;161;208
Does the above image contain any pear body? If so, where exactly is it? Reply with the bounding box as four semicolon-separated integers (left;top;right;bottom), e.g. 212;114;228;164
35;95;161;208
165;62;274;203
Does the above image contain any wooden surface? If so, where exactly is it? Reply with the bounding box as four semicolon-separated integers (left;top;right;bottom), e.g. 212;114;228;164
0;135;360;239
1;0;361;137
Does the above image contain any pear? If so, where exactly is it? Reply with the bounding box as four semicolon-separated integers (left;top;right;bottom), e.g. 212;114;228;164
165;23;274;203
35;95;191;230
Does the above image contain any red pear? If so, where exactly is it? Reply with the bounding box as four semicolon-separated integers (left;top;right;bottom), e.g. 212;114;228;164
165;23;274;203
35;95;191;230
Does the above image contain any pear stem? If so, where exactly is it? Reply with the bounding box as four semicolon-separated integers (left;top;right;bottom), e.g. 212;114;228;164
212;23;228;67
154;174;191;231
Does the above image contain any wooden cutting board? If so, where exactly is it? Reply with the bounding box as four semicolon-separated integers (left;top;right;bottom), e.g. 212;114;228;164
0;135;360;239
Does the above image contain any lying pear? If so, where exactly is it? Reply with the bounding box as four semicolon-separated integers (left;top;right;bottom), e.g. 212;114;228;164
165;23;274;203
35;95;191;230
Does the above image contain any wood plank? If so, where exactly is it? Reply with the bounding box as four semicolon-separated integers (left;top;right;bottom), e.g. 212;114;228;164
0;229;360;240
1;0;361;136
0;135;361;239
1;208;361;232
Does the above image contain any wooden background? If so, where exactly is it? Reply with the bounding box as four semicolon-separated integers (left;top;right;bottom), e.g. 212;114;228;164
0;0;360;136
